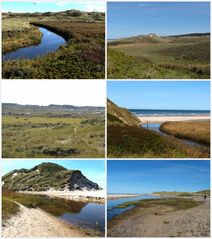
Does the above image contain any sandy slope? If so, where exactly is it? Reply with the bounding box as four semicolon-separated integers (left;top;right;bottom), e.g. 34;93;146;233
2;203;99;238
108;198;210;237
139;115;210;124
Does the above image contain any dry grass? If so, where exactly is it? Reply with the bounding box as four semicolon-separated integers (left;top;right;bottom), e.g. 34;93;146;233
160;120;210;146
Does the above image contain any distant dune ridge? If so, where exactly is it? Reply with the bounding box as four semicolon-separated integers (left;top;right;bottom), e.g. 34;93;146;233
2;162;101;192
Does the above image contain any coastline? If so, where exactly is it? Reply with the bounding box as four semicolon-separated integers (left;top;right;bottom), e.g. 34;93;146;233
138;115;210;124
108;196;210;237
20;190;105;204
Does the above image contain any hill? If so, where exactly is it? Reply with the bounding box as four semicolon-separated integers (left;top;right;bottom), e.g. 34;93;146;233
107;99;140;126
153;190;210;196
2;162;101;191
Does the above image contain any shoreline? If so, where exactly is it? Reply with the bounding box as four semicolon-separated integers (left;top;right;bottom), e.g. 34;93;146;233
108;196;210;237
107;194;141;200
20;190;105;204
138;115;210;124
2;203;102;237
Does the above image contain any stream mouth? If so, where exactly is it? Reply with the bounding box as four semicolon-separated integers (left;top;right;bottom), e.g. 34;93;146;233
3;27;66;61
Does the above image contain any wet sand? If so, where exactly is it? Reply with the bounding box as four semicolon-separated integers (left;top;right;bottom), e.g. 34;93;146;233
139;115;210;124
2;203;101;238
108;197;210;237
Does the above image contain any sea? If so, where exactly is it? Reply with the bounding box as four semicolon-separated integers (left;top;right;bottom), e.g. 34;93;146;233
129;109;210;117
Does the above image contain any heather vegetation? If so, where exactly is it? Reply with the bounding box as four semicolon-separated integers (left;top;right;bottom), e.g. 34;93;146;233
2;10;105;79
108;34;210;79
2;104;105;158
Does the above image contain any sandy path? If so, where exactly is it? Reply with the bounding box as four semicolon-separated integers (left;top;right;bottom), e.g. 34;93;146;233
108;199;210;237
2;203;96;238
139;115;210;124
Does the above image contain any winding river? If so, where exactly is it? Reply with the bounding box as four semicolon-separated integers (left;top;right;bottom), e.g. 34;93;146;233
3;27;66;61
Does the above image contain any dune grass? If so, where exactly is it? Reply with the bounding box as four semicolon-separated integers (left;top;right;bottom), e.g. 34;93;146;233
107;36;210;79
107;125;209;158
2;197;20;223
160;120;210;146
2;115;105;158
115;198;202;211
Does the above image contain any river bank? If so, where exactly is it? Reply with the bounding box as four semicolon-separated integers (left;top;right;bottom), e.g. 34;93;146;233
108;194;140;200
2;203;101;237
20;190;105;204
108;196;210;237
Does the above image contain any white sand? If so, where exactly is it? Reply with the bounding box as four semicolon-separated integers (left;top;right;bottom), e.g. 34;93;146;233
108;194;140;200
139;115;210;124
2;203;95;237
20;189;105;203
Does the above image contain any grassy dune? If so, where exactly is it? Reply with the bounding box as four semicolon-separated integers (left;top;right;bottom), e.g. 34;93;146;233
2;11;105;79
2;197;20;223
108;35;210;79
107;125;210;158
2;115;105;158
160;120;210;146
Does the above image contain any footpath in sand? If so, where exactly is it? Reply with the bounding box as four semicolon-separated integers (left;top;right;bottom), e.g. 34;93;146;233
2;203;98;238
108;198;210;237
139;115;210;124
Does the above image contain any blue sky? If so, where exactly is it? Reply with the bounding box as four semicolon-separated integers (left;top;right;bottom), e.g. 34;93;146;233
2;160;105;188
107;81;210;110
108;160;210;194
107;2;210;39
2;1;105;13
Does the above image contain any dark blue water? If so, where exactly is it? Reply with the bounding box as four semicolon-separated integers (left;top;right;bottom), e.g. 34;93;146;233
107;195;160;221
59;203;105;231
129;109;210;117
3;27;66;61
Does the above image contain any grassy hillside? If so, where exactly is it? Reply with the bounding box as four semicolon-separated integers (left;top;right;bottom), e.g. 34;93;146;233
160;121;210;146
2;10;105;79
107;100;209;158
153;190;210;196
108;34;210;79
107;99;140;126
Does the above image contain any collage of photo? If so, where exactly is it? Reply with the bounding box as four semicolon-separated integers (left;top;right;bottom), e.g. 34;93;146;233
1;0;211;238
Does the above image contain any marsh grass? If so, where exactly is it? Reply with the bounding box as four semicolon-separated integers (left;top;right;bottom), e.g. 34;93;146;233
160;121;210;146
2;12;105;79
107;125;209;158
116;198;202;211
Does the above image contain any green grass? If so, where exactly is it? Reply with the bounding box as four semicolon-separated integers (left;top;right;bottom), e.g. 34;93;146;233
2;115;105;158
2;12;105;79
160;120;210;146
115;198;202;211
2;197;20;223
107;35;210;79
107;125;209;158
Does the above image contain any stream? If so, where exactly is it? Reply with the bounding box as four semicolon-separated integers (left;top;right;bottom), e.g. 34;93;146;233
3;27;66;61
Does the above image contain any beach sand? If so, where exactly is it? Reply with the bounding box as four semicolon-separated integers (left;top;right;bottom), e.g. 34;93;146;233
108;197;210;237
139;115;210;124
108;194;140;200
2;203;100;238
20;189;105;204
